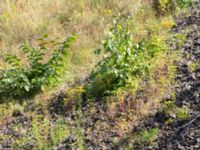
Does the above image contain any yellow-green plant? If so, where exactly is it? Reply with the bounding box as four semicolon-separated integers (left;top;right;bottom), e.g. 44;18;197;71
138;128;160;145
163;100;190;121
188;62;198;72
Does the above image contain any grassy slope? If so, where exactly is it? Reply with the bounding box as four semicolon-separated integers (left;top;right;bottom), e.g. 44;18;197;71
0;0;188;149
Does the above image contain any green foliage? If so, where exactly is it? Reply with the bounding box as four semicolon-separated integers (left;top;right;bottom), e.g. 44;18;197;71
163;100;177;114
188;62;198;72
138;128;160;145
0;35;76;98
177;0;193;8
12;115;69;149
87;19;167;98
176;106;190;120
163;100;190;121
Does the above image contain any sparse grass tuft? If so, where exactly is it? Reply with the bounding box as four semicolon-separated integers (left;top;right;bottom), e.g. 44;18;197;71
188;61;199;72
138;128;160;145
163;100;190;122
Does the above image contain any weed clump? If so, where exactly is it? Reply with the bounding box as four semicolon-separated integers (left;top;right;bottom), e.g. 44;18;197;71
138;128;160;145
163;100;190;123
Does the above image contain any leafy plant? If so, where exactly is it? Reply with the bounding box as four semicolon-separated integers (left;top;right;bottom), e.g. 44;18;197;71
163;100;177;115
87;19;167;98
0;35;76;98
176;106;190;120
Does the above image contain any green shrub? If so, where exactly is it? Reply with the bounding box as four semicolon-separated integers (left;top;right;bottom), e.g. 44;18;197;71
87;19;167;98
0;35;76;98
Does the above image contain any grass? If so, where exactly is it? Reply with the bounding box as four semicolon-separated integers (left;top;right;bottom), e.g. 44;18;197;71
112;127;160;149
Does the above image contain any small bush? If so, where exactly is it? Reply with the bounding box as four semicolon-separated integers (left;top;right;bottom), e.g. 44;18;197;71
0;35;76;98
87;18;167;98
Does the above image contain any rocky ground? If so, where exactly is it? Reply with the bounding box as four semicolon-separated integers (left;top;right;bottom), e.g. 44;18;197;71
157;2;200;149
130;1;200;149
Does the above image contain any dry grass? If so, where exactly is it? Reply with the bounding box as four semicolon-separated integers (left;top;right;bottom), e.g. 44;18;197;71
0;0;145;97
0;0;176;105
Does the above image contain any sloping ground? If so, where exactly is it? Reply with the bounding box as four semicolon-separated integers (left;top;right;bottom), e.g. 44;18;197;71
48;57;174;149
0;2;199;150
157;1;200;149
129;1;200;149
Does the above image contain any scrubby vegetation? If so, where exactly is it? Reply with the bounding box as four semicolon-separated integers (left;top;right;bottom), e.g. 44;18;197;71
0;0;198;149
0;35;75;98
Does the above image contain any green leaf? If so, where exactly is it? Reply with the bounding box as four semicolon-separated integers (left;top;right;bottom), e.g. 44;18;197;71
24;85;30;92
66;35;76;43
